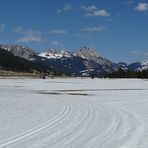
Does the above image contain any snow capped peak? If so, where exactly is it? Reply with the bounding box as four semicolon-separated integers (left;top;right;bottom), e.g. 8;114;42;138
38;46;116;74
141;60;148;66
39;49;73;59
39;46;105;62
128;59;148;71
137;60;148;71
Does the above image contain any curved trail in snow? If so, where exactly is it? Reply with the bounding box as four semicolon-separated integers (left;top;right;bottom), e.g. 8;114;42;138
0;97;72;147
45;102;144;148
0;78;147;148
1;97;144;148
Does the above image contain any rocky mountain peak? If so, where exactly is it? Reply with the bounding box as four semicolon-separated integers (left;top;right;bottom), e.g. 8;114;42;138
0;45;37;61
75;46;100;59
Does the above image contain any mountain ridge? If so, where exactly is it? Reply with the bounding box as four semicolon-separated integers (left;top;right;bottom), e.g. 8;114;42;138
0;47;51;75
1;44;148;76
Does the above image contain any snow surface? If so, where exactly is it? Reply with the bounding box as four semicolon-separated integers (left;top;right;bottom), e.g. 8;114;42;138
0;78;148;148
39;50;72;59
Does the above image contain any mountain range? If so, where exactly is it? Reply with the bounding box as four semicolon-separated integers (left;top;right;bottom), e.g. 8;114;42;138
0;44;148;77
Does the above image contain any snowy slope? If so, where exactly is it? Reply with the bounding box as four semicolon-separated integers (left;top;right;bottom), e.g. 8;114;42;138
39;46;118;75
128;60;148;71
0;78;148;148
137;60;148;71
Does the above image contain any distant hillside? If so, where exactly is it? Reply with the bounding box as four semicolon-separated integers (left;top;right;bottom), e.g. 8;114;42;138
0;45;37;61
0;48;50;74
1;44;148;78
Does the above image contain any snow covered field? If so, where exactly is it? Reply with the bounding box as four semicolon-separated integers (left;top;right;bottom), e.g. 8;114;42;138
0;78;148;148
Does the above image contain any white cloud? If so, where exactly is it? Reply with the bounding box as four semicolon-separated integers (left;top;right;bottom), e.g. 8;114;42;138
13;27;23;33
15;28;43;43
135;3;148;11
17;36;42;43
49;29;68;34
81;26;105;32
132;50;148;57
81;5;110;17
23;30;42;36
63;4;72;11
86;9;110;17
0;40;6;44
57;4;72;14
76;33;92;40
13;27;61;46
81;5;97;12
0;23;5;31
49;40;59;46
127;0;134;5
132;50;139;55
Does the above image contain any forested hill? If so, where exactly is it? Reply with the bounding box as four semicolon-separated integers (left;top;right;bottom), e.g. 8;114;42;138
0;48;49;74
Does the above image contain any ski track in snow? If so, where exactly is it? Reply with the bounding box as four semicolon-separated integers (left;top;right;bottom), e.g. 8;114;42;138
0;78;148;148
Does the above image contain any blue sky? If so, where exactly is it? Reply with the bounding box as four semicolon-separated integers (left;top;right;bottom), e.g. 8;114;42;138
0;0;148;63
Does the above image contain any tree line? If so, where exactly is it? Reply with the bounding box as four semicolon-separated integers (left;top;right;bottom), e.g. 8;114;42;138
108;69;148;79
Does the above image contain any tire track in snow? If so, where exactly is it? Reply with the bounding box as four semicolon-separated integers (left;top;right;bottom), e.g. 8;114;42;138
48;105;95;148
34;102;112;148
51;103;115;148
0;99;72;147
0;98;144;148
9;101;97;148
19;101;144;148
20;104;92;148
0;78;146;148
84;104;144;148
111;106;144;148
43;101;144;148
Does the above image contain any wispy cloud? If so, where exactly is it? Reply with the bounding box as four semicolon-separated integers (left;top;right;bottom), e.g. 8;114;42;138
132;50;148;58
14;27;43;43
17;35;42;43
76;33;92;40
49;40;59;46
14;27;61;46
17;29;42;43
127;0;134;5
81;5;97;12
81;26;105;32
81;5;110;17
57;4;72;14
13;26;23;33
49;29;68;34
0;23;5;31
0;40;6;44
135;3;148;12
